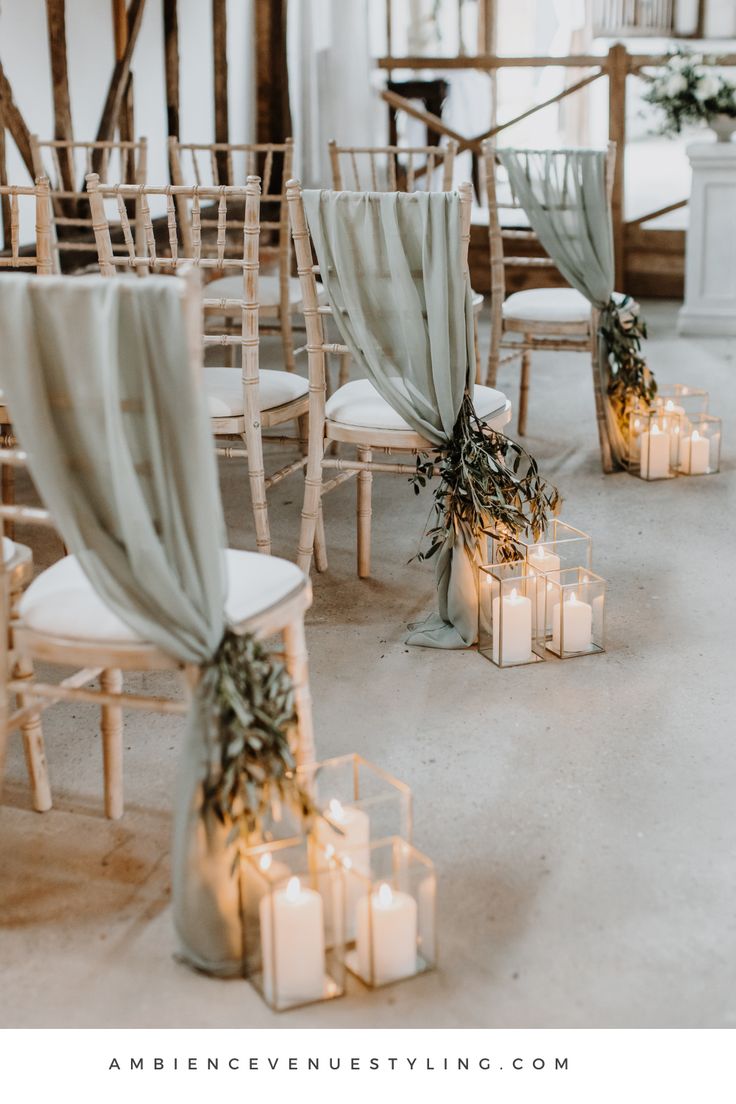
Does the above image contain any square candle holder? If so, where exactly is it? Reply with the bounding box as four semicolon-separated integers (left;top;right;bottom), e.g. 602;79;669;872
542;567;606;659
299;753;413;862
629;408;684;480
342;837;437;989
478;561;544;667
241;836;346;1012
487;520;592;574
654;385;709;421
676;414;721;476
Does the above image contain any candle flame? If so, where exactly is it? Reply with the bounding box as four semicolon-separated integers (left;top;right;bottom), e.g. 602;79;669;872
285;876;301;902
510;587;518;600
328;797;345;822
692;430;701;441
569;592;578;605
651;424;661;436
259;853;272;872
342;855;353;871
377;883;393;908
665;400;675;411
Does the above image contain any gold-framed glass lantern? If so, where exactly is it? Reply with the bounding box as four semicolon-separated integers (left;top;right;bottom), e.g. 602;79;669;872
342;837;437;988
630;407;684;480
654;385;709;421
540;567;606;658
488;520;592;573
676;414;721;476
478;561;543;667
241;836;346;1012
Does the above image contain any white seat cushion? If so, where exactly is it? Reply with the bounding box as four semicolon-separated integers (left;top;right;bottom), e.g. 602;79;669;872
471;289;483;312
3;537;17;563
205;367;308;418
502;287;591;324
18;550;305;645
204;273;325;310
325;378;508;433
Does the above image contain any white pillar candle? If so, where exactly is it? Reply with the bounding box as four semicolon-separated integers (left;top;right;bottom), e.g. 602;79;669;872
551;592;593;654
679;429;710;474
356;882;418;985
527;546;561;633
492;586;532;665
260;876;325;1006
640;423;670;479
662;401;689;463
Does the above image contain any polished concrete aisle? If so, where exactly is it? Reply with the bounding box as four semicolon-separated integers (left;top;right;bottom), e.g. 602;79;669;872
1;301;734;1028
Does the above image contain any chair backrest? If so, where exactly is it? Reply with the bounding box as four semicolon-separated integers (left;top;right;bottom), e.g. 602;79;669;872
286;180;473;400
168;138;293;274
0;180;53;273
481;139;617;300
30;136;148;272
86;175;261;381
328;140;458;193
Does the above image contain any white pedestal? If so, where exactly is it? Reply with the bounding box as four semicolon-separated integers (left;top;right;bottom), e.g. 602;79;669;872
678;141;736;336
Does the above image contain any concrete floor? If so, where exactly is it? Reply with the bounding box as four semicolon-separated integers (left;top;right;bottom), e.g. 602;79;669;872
1;301;734;1028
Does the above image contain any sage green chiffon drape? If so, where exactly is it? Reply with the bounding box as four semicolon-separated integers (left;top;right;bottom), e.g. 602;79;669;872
0;274;242;975
496;148;627;462
303;189;479;648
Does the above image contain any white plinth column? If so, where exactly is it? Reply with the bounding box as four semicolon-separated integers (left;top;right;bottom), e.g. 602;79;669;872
678;141;736;336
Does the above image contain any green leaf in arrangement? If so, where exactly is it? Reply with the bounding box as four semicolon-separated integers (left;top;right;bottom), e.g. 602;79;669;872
409;393;561;563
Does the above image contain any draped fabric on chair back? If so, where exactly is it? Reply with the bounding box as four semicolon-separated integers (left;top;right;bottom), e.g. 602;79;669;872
301;188;482;649
496;148;614;312
302;189;475;447
495;147;629;464
0;272;245;975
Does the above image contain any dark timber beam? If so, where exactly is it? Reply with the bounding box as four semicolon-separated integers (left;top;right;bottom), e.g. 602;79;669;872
212;0;229;182
93;0;146;172
255;0;291;145
0;60;35;179
45;0;75;191
163;0;180;148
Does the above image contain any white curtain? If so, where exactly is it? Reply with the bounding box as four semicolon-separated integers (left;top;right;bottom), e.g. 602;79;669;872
287;0;384;186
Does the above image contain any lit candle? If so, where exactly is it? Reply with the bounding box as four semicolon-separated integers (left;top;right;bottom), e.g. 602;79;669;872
356;882;418;985
260;876;325;1006
492;585;532;665
640;423;670;479
679;429;709;474
662;401;688;463
527;546;561;633
316;799;371;938
551;592;593;654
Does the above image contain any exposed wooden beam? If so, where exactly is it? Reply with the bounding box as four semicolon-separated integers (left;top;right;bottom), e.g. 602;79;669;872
111;0;136;179
0;107;11;250
255;0;292;145
212;0;229;182
0;61;34;178
163;0;180;146
93;0;147;171
45;0;75;192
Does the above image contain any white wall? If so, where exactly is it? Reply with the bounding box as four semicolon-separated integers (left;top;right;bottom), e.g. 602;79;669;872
0;0;254;239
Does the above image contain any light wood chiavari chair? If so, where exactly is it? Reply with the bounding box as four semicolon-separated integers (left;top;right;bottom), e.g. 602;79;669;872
30;136;147;273
482;139;616;468
86;174;324;562
0;272;315;820
168;138;311;376
0;179;53;537
286;179;511;579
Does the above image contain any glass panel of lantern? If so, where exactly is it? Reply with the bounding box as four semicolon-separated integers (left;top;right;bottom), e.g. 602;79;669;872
538;566;606;659
478;561;545;667
342;837;437;989
241;836;346;1012
629;407;685;480
654;385;709;421
676;413;721;476
488;520;591;574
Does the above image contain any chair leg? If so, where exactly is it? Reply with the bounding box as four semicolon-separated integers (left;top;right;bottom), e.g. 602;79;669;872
517;341;532;436
2;462;15;541
13;655;52;813
281;311;297;374
590;314;615;474
283;617;315;768
101;668;123;820
314;500;328;574
297;438;325;576
297;412;309;457
357;446;372;579
240;427;271;556
473;311;482;385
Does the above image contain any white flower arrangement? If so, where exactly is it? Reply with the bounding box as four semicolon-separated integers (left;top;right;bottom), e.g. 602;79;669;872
643;49;736;135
